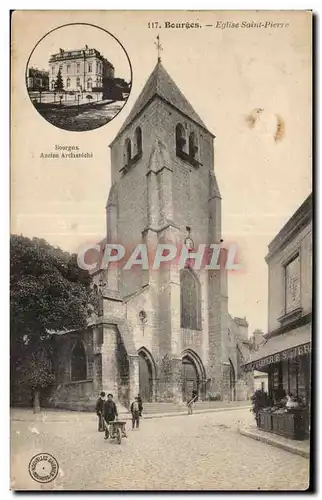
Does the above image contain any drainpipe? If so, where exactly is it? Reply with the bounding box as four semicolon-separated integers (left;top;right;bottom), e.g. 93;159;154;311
83;50;86;95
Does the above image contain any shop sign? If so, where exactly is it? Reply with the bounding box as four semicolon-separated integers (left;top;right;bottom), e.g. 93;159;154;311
245;342;311;372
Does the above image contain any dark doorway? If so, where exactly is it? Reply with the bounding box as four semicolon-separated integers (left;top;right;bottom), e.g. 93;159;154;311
229;360;236;401
71;340;87;381
139;351;153;402
182;356;199;402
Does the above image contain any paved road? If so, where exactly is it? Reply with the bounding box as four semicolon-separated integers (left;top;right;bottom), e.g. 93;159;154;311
11;408;309;491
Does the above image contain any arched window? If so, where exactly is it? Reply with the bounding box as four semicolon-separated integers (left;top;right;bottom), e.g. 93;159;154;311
51;80;55;90
176;123;186;154
66;78;70;88
135;126;142;156
189;131;198;159
180;269;201;330
76;77;81;88
124;138;132;166
71;340;87;381
87;78;92;90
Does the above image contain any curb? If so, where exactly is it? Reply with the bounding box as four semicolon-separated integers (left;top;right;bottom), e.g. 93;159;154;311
238;428;310;458
142;405;251;420
11;405;251;423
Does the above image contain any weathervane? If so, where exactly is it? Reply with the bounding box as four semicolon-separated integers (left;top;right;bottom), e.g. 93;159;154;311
155;35;163;63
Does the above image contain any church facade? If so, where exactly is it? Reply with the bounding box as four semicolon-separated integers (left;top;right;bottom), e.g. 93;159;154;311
48;61;253;411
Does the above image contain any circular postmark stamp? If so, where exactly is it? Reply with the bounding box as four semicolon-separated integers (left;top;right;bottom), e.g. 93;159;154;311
28;453;59;483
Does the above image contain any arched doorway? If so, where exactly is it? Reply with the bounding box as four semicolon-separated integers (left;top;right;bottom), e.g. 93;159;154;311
71;340;87;381
138;349;154;402
182;355;199;402
229;359;236;401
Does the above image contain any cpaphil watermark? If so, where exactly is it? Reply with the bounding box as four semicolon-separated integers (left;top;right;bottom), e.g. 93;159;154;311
77;243;242;272
28;453;59;483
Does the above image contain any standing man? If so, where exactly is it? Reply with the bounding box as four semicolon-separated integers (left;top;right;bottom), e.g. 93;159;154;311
130;396;140;430
95;391;105;432
103;393;118;439
187;390;198;415
137;393;143;417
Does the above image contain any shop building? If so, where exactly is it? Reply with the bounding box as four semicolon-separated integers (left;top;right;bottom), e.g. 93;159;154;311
244;193;312;409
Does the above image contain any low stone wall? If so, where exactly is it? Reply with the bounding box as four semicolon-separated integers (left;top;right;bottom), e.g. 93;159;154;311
46;379;96;411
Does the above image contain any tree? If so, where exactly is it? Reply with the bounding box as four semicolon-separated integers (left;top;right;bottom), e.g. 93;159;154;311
10;235;97;412
54;68;64;92
15;346;55;413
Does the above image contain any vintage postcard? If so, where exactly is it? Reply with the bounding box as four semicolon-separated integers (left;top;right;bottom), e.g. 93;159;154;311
10;10;312;491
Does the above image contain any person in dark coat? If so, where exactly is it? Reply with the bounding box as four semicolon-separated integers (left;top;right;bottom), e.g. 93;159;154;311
187;390;198;415
137;393;143;417
103;393;118;439
130;396;140;430
95;391;105;432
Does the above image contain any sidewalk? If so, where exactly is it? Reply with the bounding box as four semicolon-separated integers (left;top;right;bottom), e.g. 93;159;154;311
238;425;310;458
11;402;251;423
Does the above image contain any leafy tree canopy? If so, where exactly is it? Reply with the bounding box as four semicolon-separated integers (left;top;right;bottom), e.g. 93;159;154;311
10;234;97;344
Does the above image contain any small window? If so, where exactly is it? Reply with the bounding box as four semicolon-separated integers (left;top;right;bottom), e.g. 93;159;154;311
77;63;80;73
87;78;92;90
51;80;55;90
189;131;198;159
135;126;142;155
66;78;70;88
124;138;132;166
76;77;81;88
67;65;70;74
176;123;186;154
88;63;92;73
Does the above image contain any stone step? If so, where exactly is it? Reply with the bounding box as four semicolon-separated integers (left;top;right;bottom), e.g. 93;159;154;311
141;400;251;414
141;403;185;414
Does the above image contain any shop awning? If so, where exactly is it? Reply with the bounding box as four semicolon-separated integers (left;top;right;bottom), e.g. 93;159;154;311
242;324;311;372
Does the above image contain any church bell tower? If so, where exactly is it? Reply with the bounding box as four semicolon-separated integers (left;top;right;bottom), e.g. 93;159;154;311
105;56;228;402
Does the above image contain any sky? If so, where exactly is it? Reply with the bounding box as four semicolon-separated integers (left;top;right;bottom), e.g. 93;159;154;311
11;11;312;335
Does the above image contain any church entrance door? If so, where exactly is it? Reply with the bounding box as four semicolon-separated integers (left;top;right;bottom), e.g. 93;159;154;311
139;352;153;402
182;356;199;402
229;360;236;401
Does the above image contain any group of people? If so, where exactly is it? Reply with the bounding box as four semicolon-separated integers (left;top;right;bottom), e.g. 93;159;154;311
96;390;198;438
95;392;143;439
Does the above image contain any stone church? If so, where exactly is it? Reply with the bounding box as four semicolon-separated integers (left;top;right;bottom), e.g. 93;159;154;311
49;61;253;411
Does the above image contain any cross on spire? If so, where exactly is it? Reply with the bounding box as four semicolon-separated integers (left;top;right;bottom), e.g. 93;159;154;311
155;35;163;63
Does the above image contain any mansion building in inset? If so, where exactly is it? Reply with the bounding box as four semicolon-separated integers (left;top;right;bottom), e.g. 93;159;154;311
49;45;115;91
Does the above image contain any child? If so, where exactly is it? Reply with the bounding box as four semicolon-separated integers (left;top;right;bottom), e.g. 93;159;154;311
130;396;140;430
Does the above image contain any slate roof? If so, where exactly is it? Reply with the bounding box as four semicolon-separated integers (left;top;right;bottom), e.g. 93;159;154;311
114;61;208;140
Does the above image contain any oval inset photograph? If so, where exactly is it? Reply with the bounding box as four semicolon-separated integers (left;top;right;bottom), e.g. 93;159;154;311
26;23;132;132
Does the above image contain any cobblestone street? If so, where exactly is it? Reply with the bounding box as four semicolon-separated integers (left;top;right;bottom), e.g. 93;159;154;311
11;407;309;491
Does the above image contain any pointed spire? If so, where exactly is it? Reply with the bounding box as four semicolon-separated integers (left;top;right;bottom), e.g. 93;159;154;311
112;61;210;142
